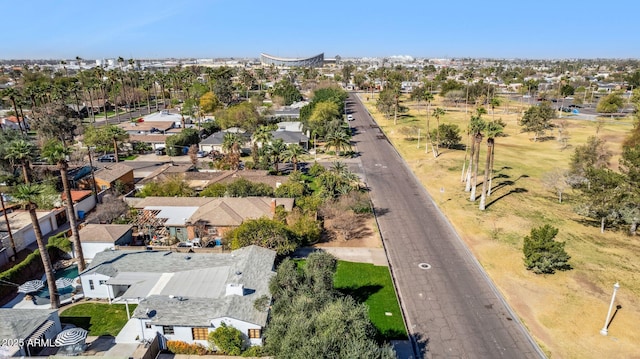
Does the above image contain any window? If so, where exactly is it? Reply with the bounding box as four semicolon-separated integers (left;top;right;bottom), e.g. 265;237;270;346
162;326;174;335
192;327;208;340
208;228;218;235
99;280;107;285
248;329;261;339
145;322;152;329
89;280;94;290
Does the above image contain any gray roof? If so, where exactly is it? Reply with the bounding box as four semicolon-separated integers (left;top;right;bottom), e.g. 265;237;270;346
78;224;132;243
271;130;308;144
201;130;250;146
0;309;57;340
102;245;277;326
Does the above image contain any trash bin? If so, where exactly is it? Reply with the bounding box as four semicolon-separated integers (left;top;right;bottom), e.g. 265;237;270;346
78;210;85;220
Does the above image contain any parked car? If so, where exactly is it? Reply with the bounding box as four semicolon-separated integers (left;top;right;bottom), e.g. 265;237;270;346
196;150;208;158
347;114;354;121
97;154;116;162
155;147;166;155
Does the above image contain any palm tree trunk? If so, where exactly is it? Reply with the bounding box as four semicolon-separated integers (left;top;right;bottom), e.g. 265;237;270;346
10;98;26;136
470;135;482;201
479;140;493;210
113;138;120;163
21;162;31;184
465;138;475;191
28;205;59;309
60;163;86;272
487;140;496;196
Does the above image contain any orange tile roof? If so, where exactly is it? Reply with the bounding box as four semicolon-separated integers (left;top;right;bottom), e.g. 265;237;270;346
60;190;93;203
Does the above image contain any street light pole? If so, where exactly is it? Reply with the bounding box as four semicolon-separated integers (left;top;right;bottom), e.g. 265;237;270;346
600;282;620;335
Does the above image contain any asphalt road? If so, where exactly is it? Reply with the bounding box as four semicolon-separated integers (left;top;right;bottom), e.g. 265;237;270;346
348;93;544;359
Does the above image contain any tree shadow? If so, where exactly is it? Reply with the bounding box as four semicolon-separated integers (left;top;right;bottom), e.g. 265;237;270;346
373;207;390;216
411;332;430;358
60;316;92;331
337;285;382;304
485;188;528;209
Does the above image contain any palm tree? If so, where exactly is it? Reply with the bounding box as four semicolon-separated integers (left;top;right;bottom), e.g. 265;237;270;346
1;88;27;136
479;121;504;210
490;97;502;120
12;184;60;309
41;140;86;271
265;139;286;173
105;126;129;162
468;114;486;202
4;139;36;183
326;131;352;156
222;133;243;170
431;107;445;157
282;144;305;171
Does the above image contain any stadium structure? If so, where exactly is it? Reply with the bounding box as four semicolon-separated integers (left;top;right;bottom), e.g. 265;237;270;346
260;53;324;67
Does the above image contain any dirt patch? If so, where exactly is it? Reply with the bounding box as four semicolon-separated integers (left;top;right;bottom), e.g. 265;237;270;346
315;216;382;248
574;272;606;296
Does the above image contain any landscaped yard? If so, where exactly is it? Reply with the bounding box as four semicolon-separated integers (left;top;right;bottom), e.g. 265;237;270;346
334;261;407;341
59;303;136;336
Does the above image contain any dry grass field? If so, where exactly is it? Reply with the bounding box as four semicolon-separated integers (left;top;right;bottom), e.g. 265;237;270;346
358;93;640;359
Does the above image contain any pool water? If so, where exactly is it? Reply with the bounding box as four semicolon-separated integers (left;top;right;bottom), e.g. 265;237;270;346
36;265;79;298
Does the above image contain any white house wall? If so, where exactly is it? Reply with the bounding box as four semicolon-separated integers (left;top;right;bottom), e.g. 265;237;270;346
79;273;112;299
73;195;96;218
81;243;115;261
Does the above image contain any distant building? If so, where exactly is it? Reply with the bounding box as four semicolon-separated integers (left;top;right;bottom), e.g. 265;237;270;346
260;53;324;67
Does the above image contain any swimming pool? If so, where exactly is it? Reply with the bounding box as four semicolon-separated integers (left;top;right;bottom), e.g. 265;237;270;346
35;265;79;298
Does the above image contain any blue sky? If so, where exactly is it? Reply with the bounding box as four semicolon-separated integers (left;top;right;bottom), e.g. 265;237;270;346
3;0;639;60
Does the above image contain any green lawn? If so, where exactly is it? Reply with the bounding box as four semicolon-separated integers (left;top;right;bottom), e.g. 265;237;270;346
59;303;136;336
334;261;407;341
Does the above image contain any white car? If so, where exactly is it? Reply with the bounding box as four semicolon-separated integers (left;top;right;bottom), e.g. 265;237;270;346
347;114;354;121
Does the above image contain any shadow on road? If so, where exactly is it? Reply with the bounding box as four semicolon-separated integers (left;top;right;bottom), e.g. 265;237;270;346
373;207;391;216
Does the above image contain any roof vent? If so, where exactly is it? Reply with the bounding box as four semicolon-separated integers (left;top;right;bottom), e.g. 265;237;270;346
235;271;242;276
184;256;191;260
164;252;171;256
225;283;244;296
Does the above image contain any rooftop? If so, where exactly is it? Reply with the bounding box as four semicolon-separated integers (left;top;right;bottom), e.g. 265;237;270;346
94;163;133;183
0;309;57;341
77;224;132;243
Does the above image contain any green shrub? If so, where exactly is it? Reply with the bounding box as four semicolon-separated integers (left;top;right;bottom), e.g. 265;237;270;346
523;225;571;274
208;323;245;355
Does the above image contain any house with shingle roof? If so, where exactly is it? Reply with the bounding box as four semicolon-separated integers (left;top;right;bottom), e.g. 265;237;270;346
78;224;133;260
78;245;276;347
0;309;62;357
131;196;293;242
84;163;134;193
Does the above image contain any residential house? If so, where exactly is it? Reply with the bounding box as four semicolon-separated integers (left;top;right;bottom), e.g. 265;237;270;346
78;224;133;260
135;164;195;190
0;309;62;357
118;121;174;136
275;121;303;132
130;196;294;242
0;115;29;132
0;208;63;260
79;245;276;346
60;190;96;220
271;130;309;149
129;134;170;151
199;127;251;154
84;163;134;193
142;110;188;128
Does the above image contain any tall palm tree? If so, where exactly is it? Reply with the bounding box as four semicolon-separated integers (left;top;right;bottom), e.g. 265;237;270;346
12;184;60;309
431;107;446;157
4;139;36;183
468;115;486;202
1;88;27;136
252;126;273;164
326;131;352;156
222;133;243;170
265;139;286;173
479;121;504;210
105;126;129;162
281;144;305;171
41;140;86;271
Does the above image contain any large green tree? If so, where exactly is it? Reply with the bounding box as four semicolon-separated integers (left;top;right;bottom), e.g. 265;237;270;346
596;92;624;113
225;217;299;255
519;102;556;141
